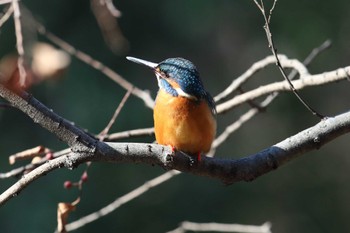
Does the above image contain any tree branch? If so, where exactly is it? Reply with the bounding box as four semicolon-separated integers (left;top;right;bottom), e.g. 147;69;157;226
217;66;350;114
12;0;26;86
1;81;350;205
214;54;309;103
166;221;271;233
106;127;154;141
0;5;13;28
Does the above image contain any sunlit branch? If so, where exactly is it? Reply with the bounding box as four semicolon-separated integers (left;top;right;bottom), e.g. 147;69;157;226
166;221;271;233
217;66;350;114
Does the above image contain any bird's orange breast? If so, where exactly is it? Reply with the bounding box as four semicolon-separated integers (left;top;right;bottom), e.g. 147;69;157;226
154;89;216;154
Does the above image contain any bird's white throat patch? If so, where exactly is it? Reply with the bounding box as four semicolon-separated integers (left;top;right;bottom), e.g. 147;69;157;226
174;88;198;100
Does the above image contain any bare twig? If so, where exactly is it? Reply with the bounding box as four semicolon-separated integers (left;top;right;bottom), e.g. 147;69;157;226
267;0;277;23
214;40;331;103
288;40;331;79
209;107;259;156
0;149;71;179
106;127;154;141
253;0;324;119
217;66;350;114
0;5;13;28
211;40;332;153
99;88;133;140
214;55;309;103
166;221;271;233
12;0;26;87
57;84;131;231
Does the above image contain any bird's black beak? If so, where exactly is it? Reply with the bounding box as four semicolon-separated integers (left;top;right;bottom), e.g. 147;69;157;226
126;56;158;70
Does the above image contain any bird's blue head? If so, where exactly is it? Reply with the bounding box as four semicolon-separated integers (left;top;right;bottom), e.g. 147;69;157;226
126;56;216;114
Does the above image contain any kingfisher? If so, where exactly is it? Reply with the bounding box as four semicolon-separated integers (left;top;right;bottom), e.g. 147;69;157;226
126;56;216;161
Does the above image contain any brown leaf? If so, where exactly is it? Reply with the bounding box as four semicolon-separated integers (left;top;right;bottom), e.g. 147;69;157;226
57;197;80;233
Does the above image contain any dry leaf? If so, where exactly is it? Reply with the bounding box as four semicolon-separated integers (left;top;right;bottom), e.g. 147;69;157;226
57;197;80;233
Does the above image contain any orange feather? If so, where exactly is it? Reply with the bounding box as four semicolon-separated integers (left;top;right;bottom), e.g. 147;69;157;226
154;89;216;154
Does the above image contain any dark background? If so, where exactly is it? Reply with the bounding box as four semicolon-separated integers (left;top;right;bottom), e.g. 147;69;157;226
0;0;349;232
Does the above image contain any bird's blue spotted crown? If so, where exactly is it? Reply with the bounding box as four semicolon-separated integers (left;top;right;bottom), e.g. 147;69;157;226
157;58;216;114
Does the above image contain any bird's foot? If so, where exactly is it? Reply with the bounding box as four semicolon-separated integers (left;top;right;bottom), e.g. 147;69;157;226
197;152;202;162
170;145;176;154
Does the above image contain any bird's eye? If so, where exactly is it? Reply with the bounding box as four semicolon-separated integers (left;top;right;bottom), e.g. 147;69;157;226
164;72;170;78
160;71;169;79
155;68;169;79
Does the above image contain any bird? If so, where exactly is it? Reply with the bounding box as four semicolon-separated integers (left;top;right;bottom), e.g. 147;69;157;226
126;56;216;161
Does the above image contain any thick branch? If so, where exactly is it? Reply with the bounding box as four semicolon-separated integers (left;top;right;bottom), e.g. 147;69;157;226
1;109;350;205
103;110;350;184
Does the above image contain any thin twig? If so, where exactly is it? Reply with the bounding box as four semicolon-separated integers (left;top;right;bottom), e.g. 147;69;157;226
217;65;350;114
212;40;332;152
99;88;133;141
106;127;154;141
304;40;332;65
12;0;26;87
214;39;330;104
0;5;13;28
166;221;272;233
214;54;308;103
0;149;71;179
253;0;324;119
267;0;277;23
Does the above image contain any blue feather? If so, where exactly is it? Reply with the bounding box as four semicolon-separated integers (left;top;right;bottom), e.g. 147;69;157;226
158;58;216;115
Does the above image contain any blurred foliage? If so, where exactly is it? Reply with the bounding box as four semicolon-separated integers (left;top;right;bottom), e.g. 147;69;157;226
0;0;350;232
